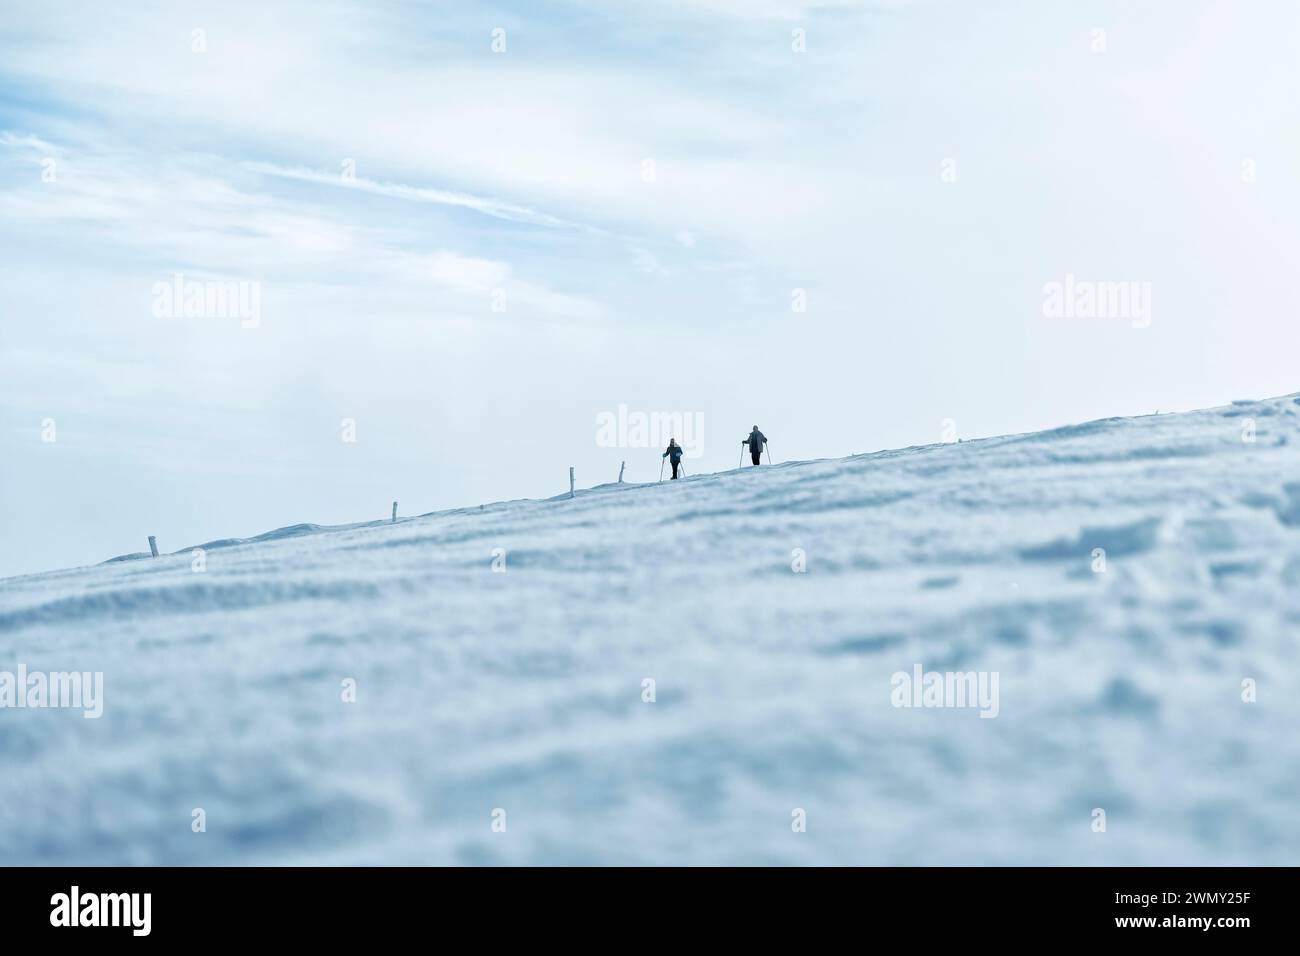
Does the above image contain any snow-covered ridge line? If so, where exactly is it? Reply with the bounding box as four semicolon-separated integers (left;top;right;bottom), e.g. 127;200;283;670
88;392;1299;573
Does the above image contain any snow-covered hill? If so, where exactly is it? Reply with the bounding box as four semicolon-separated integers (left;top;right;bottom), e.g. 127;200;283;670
3;395;1300;865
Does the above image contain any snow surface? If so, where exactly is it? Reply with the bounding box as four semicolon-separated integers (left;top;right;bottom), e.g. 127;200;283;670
3;395;1300;865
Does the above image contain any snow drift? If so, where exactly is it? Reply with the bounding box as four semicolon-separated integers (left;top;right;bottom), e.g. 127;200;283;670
3;395;1300;865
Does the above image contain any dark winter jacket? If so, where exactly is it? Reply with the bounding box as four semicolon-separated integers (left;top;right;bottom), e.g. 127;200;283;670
746;429;767;452
663;443;684;463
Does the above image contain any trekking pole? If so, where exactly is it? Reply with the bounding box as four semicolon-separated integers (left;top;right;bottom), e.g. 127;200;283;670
766;444;772;464
738;443;744;468
679;462;687;478
659;458;666;482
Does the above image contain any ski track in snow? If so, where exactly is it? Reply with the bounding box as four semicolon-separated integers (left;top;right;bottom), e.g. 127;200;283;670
3;396;1300;865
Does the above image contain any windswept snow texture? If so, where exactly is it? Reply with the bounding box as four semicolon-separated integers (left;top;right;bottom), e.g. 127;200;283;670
4;396;1300;865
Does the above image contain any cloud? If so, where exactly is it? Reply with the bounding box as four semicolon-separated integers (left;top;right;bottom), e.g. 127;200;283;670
632;249;670;277
0;132;607;324
0;0;831;258
383;251;605;320
0;131;63;155
244;161;584;230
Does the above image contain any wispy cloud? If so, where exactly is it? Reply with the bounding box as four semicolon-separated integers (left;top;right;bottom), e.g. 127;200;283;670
0;132;606;320
244;161;584;231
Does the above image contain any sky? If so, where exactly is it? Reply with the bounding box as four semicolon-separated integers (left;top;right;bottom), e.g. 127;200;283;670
2;0;1299;578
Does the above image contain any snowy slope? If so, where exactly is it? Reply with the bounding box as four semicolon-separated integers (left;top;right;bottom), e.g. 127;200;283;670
3;395;1300;865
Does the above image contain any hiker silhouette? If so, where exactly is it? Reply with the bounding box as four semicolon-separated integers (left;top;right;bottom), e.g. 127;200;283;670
663;439;684;479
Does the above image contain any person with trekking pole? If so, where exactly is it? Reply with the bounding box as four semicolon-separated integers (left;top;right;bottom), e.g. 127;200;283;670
662;438;685;480
742;426;767;466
